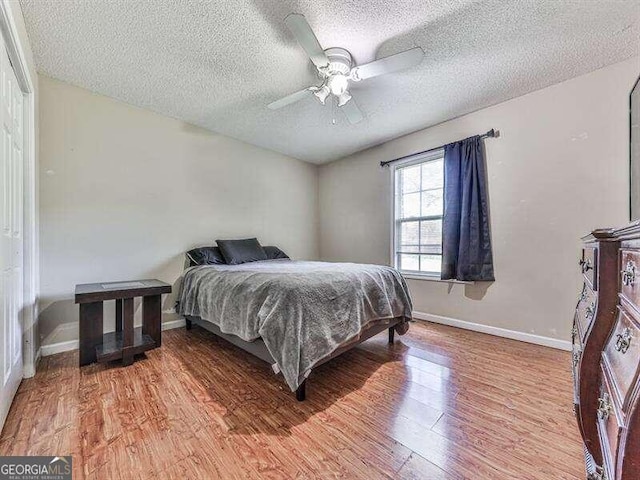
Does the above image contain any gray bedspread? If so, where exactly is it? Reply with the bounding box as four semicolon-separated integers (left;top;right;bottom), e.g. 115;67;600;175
176;259;412;391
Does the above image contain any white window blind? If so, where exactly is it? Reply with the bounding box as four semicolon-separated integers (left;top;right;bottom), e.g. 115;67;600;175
392;150;444;276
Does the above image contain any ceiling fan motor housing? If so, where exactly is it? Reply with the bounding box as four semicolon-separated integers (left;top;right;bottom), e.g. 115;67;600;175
323;47;352;75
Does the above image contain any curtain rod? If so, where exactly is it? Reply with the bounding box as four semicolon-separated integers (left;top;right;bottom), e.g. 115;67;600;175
379;128;498;168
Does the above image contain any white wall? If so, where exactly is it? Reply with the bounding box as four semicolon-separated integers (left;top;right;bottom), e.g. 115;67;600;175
37;56;640;349
38;75;319;347
320;57;640;344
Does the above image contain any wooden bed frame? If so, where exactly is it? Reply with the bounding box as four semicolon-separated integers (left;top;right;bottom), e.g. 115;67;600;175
184;315;403;401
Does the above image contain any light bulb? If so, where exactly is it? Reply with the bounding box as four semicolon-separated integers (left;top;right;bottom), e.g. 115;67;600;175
328;74;349;96
312;85;330;105
337;91;351;107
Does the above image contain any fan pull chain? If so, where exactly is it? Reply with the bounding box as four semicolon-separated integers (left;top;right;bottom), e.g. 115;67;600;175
331;96;337;125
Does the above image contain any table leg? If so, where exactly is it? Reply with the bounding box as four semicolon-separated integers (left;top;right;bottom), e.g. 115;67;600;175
79;302;103;367
143;294;162;348
115;299;123;332
122;297;134;366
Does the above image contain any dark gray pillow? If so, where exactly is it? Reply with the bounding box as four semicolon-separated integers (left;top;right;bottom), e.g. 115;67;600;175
216;238;267;265
186;246;226;266
263;246;289;260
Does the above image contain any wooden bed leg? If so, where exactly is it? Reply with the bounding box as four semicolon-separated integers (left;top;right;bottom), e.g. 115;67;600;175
296;380;306;401
185;318;192;330
388;327;395;344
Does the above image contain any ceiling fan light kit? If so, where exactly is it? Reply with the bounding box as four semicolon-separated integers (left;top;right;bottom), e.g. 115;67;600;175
267;13;425;124
337;91;351;107
328;74;349;96
311;84;330;104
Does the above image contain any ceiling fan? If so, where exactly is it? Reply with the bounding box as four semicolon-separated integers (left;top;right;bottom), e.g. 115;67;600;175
268;13;424;124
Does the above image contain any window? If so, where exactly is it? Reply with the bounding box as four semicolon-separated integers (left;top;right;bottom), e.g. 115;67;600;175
392;150;444;277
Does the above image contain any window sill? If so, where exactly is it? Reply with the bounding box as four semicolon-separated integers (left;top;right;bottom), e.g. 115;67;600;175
400;273;473;285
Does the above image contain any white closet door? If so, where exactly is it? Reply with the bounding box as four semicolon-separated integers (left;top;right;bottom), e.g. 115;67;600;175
0;45;24;430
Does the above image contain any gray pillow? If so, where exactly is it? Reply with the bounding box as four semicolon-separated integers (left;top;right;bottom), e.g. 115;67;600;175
263;246;289;260
216;238;268;265
186;246;226;266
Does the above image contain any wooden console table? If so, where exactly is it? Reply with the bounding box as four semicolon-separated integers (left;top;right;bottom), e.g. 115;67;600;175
75;279;171;367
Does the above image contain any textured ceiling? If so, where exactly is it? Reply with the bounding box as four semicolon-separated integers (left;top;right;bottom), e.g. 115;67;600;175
20;0;640;164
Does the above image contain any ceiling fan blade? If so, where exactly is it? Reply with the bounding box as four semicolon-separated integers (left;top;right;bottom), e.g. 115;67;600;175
284;14;330;69
339;96;363;124
351;47;424;82
267;88;312;110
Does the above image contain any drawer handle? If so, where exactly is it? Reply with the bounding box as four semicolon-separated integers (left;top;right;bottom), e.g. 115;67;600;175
585;302;595;319
622;261;637;286
615;327;633;354
579;258;593;273
597;393;612;421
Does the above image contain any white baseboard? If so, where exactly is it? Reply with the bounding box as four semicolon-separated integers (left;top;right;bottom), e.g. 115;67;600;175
41;339;78;357
38;313;571;357
412;310;572;351
40;317;188;357
161;318;186;330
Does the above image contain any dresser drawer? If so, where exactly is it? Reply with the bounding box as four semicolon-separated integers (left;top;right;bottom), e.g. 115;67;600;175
581;247;598;290
602;306;640;410
596;371;622;478
575;283;597;340
620;249;640;314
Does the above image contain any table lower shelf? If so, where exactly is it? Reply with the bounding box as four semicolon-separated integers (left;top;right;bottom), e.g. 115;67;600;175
95;327;156;363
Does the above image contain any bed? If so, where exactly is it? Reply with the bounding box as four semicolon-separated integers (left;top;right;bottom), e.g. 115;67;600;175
176;244;413;401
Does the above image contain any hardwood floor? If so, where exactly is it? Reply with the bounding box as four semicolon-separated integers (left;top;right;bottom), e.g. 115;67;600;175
0;321;584;479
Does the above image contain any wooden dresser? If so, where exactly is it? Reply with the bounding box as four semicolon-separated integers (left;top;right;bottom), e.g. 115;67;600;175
575;225;640;479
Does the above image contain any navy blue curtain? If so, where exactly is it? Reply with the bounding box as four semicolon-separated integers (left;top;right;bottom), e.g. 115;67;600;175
441;136;495;281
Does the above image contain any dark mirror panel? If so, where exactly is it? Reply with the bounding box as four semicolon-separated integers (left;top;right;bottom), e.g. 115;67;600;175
631;76;640;221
